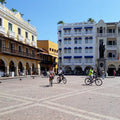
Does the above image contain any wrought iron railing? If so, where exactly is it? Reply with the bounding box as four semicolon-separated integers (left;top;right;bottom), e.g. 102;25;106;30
0;47;39;60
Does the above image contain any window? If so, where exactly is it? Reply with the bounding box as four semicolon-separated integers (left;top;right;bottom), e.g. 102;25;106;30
18;28;21;35
74;49;77;53
74;40;77;44
64;40;67;44
8;23;12;31
32;50;35;56
85;49;88;53
78;40;82;44
25;32;28;38
78;48;82;53
32;35;34;41
89;48;93;53
18;46;22;52
85;39;88;44
50;48;51;51
0;18;2;26
26;48;29;54
64;49;67;53
68;40;71;44
68;49;71;53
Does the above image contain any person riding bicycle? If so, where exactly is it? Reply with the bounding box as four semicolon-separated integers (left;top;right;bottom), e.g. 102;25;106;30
58;67;63;83
88;68;93;83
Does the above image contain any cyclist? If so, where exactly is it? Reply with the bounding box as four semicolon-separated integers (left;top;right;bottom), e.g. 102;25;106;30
88;68;93;83
58;67;63;83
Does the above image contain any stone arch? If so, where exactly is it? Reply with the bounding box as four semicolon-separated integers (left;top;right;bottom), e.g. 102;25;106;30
84;66;93;75
107;64;116;76
0;59;6;77
26;62;31;75
74;66;83;75
9;60;16;76
18;61;24;75
64;66;72;75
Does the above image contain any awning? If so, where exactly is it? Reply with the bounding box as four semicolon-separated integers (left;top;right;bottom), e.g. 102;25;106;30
85;37;88;39
79;47;82;49
63;28;71;30
64;47;67;49
74;56;82;58
59;48;62;50
74;27;82;29
79;37;82;39
89;37;93;39
84;56;93;58
84;27;93;29
85;47;88;49
58;31;61;32
74;47;78;49
64;38;67;40
68;38;71;40
64;56;72;59
59;57;62;59
58;39;62;41
89;47;93;49
74;37;77;40
68;47;71;49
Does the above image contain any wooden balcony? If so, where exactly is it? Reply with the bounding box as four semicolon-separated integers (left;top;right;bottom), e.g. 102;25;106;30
0;47;39;60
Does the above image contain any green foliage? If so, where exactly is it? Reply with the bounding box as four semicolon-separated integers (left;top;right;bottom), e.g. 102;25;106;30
57;21;65;24
20;13;24;17
88;18;95;22
27;19;31;23
0;0;6;5
11;8;17;13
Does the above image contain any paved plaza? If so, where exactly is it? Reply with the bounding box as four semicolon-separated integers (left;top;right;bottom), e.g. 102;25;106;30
0;75;120;120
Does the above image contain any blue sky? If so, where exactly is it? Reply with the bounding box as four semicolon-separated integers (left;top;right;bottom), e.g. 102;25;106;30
5;0;120;43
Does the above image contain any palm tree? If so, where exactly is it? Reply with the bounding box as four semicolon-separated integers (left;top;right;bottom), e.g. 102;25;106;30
11;8;17;13
0;0;6;5
27;19;31;23
20;12;24;17
88;18;94;23
57;21;65;25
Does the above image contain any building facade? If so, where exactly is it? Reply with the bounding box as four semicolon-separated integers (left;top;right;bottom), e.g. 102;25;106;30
0;4;40;77
96;20;120;76
58;22;96;75
37;40;58;73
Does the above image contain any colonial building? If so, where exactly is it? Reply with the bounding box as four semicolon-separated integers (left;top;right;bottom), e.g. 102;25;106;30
58;21;96;75
37;40;58;73
96;20;120;76
0;4;40;77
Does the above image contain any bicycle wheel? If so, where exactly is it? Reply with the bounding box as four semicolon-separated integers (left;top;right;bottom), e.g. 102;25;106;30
84;78;91;85
95;78;103;86
57;77;60;84
63;77;67;84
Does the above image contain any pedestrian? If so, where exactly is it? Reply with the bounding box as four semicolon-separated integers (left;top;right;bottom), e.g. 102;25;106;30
101;69;105;79
49;67;54;87
113;69;116;76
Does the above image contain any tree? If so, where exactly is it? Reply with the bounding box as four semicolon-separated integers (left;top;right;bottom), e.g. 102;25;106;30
57;21;65;25
11;8;17;13
20;12;24;17
0;0;6;5
88;18;94;23
27;19;31;23
88;18;94;22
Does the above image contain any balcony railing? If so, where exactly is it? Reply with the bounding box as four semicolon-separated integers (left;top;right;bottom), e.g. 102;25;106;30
25;38;30;45
107;57;117;61
97;33;117;37
31;41;36;47
0;26;5;35
8;30;15;39
17;35;24;42
106;45;117;50
0;47;39;60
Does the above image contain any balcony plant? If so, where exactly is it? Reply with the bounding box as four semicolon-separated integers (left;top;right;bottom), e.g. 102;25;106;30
0;0;6;5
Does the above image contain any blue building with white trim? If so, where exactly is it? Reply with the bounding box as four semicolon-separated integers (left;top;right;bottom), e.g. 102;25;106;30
58;21;96;75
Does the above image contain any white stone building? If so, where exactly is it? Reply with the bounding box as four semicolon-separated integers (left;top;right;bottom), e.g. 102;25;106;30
58;22;96;75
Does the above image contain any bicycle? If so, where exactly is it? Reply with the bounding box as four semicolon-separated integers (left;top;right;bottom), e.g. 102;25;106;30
84;74;103;86
57;74;67;84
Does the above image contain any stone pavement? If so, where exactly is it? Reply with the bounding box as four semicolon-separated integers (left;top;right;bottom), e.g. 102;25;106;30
0;76;120;120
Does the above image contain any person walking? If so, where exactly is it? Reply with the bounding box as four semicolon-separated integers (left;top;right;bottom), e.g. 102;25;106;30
113;69;116;77
49;67;54;87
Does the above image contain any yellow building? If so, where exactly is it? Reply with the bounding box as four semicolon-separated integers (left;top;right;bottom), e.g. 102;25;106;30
37;40;58;73
0;4;40;77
